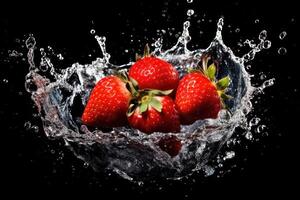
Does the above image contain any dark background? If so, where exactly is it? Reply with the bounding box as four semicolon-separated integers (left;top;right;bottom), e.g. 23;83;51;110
0;0;298;198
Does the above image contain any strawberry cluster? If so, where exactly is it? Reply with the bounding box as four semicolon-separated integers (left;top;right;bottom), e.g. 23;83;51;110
81;45;230;157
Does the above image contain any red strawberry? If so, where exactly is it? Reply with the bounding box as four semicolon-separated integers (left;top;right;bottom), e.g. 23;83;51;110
129;45;179;91
158;135;182;157
82;75;131;127
175;55;231;125
127;90;180;134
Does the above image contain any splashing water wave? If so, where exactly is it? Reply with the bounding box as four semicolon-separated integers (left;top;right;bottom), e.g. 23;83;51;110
24;18;274;181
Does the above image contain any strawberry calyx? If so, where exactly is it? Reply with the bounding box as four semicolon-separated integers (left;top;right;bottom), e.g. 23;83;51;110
115;67;173;117
198;54;232;109
127;88;173;117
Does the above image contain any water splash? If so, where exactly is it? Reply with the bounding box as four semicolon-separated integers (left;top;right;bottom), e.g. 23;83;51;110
8;50;23;57
278;47;287;55
242;30;271;62
223;151;235;160
279;31;287;40
187;9;194;17
24;17;274;181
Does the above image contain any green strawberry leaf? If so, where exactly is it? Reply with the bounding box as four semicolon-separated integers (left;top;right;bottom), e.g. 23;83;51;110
150;98;162;112
129;77;139;90
220;93;233;100
140;102;148;113
150;89;173;96
207;63;216;81
216;76;230;90
116;71;129;82
126;77;139;97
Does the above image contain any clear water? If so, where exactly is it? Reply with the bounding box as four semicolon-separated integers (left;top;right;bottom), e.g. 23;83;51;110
24;17;274;181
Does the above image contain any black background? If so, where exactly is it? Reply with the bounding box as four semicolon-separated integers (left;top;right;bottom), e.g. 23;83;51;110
0;0;298;198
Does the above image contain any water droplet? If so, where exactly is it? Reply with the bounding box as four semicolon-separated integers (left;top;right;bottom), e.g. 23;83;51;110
245;132;253;140
260;73;267;80
254;19;260;24
25;35;36;49
262;78;275;88
246;65;251;70
278;47;287;55
183;21;190;29
25;78;37;93
9;50;23;57
124;49;129;53
57;54;64;60
90;29;96;35
57;152;64;160
2;79;8;84
263;40;271;49
235;28;240;33
223;151;235;160
249;117;261;126
259;30;267;41
187;9;194;17
256;125;266;133
203;165;215;177
39;64;48;72
279;31;287;40
24;121;31;130
83;162;89;168
50;149;55;154
187;0;193;3
31;125;39;133
47;46;53;52
132;181;141;187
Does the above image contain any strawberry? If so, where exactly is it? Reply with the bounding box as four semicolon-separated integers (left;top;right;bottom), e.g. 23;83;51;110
175;55;231;125
158;135;182;157
81;75;131;127
127;89;180;134
129;44;179;91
